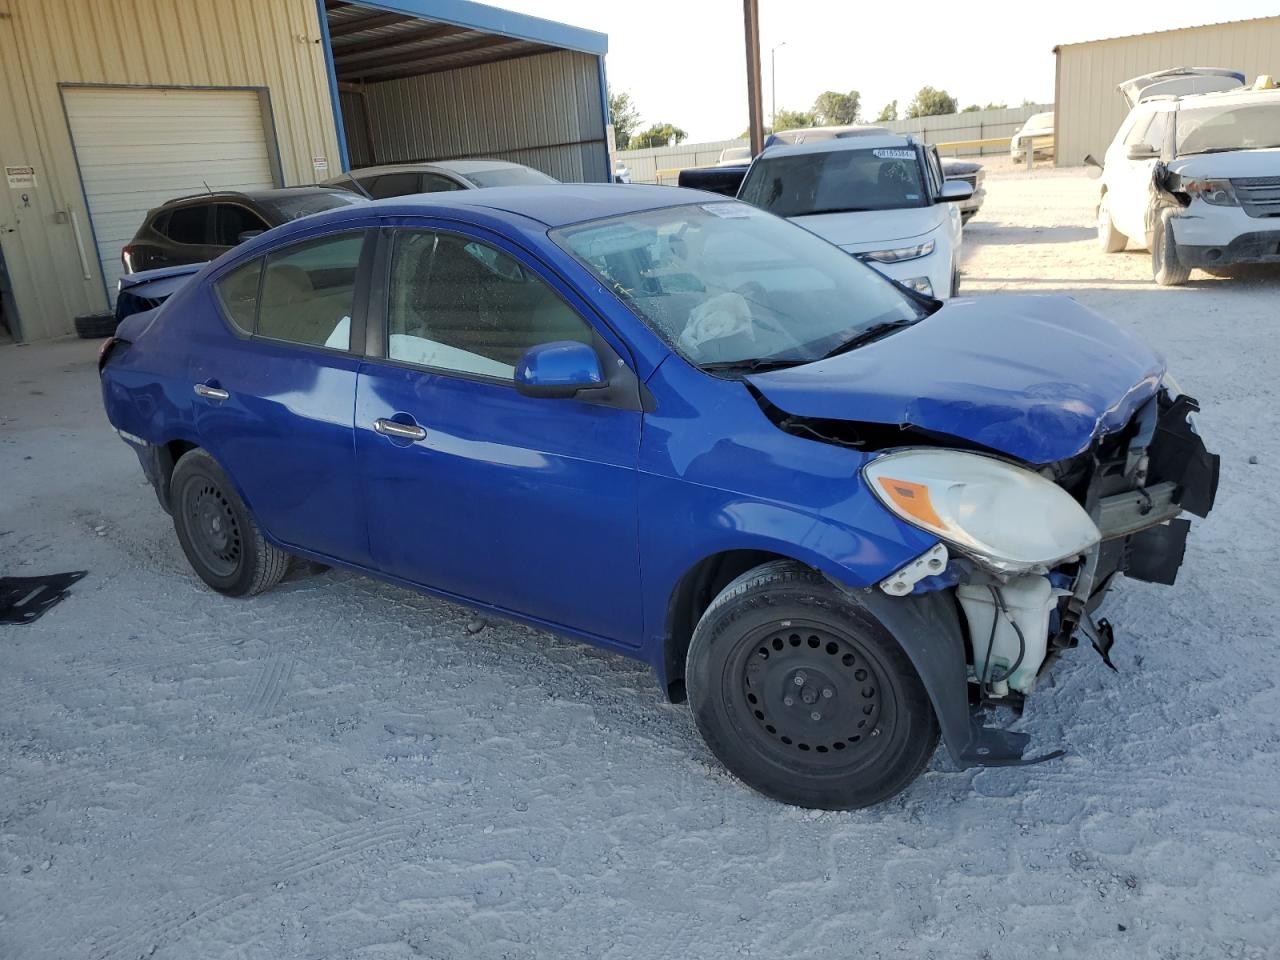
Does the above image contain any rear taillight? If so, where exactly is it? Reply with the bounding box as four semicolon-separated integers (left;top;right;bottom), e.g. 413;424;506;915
121;245;135;273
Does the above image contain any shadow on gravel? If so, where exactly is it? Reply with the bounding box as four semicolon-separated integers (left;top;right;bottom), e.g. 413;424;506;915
964;223;1096;244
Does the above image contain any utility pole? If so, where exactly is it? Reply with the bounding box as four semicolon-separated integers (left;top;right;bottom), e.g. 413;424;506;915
771;42;787;133
743;0;764;156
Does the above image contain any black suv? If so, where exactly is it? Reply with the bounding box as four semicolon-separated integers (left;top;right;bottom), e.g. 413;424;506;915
121;187;364;273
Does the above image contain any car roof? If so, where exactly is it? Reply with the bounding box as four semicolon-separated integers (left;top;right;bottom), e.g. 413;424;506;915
162;185;350;207
270;184;726;235
1172;86;1280;108
757;133;915;157
340;159;533;179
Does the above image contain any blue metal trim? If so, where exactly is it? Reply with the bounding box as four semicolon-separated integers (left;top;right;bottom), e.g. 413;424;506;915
316;0;351;172
340;0;607;55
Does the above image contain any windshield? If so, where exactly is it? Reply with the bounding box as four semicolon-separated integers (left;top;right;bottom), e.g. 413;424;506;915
720;147;751;163
262;191;364;222
552;202;925;369
738;147;928;217
1022;112;1054;132
1176;101;1280;155
462;166;557;188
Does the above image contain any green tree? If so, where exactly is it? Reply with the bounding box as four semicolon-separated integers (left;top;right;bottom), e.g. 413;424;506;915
875;100;898;122
811;90;860;126
608;87;641;150
772;107;816;132
905;86;958;118
632;122;689;149
961;104;982;113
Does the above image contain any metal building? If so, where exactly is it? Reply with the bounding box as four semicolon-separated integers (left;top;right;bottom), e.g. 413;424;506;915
1053;16;1280;167
0;0;609;343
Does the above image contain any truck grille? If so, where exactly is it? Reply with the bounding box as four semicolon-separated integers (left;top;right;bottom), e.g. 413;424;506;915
1233;177;1280;218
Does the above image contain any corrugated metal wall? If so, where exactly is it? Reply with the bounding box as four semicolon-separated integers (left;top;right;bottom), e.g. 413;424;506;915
340;88;375;169
0;0;340;341
359;50;608;183
1055;16;1280;166
617;105;1054;184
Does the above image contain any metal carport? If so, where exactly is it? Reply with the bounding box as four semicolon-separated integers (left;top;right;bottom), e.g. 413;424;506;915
319;0;611;183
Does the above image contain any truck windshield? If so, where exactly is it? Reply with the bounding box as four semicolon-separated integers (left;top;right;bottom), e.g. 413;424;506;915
738;147;928;217
552;202;926;371
1176;101;1280;155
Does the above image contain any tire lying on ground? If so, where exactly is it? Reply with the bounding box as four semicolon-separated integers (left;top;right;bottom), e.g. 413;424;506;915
73;310;119;339
686;560;939;809
170;448;291;597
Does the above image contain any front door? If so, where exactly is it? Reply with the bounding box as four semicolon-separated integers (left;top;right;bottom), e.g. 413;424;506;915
355;226;643;645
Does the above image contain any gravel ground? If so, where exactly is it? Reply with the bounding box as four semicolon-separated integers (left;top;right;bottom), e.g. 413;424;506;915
2;167;1279;960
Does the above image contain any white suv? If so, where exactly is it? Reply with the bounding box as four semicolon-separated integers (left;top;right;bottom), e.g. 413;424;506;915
1094;68;1280;285
737;134;971;299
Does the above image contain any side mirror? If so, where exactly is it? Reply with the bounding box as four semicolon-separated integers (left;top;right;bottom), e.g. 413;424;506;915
939;180;973;202
514;340;604;399
1125;144;1159;161
1083;154;1104;179
237;229;265;244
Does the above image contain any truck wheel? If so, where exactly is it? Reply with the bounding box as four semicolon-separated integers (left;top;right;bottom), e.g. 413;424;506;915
170;448;290;597
1152;215;1191;286
1096;197;1127;253
685;561;939;809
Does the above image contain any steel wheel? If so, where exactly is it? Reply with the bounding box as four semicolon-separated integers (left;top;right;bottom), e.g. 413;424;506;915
183;479;243;578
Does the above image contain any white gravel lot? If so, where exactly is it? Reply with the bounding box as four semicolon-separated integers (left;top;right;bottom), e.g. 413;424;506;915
2;166;1279;960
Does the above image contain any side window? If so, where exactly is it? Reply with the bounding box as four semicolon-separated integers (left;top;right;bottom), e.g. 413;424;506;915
422;173;465;193
386;230;593;380
214;258;262;334
365;172;421;199
1123;113;1155;148
925;148;944;197
212;204;269;246
163;205;209;245
1144;112;1170;154
256;232;365;349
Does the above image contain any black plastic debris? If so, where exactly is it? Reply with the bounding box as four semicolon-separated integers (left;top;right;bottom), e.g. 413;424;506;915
0;571;87;625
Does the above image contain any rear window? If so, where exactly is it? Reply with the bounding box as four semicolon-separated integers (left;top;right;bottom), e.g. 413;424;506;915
739;147;928;217
162;205;209;245
461;166;557;188
258;191;363;223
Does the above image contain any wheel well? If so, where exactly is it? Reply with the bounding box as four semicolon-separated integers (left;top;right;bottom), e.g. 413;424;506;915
155;439;198;511
662;549;794;703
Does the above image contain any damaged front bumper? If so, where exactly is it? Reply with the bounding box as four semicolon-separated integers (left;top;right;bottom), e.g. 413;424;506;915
868;389;1219;769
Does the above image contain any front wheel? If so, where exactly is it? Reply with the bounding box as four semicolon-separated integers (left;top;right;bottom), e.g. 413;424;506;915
1152;214;1191;286
685;561;939;809
170;448;290;596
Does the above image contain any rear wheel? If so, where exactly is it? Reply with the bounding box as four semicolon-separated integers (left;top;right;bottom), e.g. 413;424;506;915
170;449;289;596
1152;214;1191;286
685;561;939;809
1096;196;1127;253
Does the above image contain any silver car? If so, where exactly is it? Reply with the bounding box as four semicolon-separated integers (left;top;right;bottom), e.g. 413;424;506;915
325;159;557;199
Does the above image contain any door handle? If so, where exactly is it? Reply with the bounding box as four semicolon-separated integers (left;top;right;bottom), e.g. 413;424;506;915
374;418;426;442
193;383;229;401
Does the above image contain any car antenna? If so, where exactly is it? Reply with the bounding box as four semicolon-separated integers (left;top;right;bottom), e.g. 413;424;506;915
203;180;213;195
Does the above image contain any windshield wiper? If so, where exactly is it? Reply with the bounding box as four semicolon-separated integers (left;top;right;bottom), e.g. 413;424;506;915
790;206;877;216
700;357;810;374
820;318;918;360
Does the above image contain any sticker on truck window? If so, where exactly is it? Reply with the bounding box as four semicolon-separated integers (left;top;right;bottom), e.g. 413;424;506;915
872;149;915;160
701;203;756;219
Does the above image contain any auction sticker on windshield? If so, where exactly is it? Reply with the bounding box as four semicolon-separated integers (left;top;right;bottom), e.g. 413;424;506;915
872;149;915;160
702;203;758;219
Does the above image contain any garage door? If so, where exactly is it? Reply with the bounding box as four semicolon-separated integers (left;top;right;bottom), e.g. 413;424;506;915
63;87;277;301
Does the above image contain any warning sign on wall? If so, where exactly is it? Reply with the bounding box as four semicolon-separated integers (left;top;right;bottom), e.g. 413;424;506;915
6;165;36;189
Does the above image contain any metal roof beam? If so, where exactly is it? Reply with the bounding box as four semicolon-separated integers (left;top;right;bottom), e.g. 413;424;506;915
339;34;522;77
332;22;469;59
328;11;414;38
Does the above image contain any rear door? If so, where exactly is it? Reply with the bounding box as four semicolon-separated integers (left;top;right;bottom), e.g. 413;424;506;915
152;202;223;269
191;228;374;565
1106;109;1166;240
354;223;644;643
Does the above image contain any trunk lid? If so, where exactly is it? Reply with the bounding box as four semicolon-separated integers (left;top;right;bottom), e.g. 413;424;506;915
1118;67;1244;107
745;295;1164;465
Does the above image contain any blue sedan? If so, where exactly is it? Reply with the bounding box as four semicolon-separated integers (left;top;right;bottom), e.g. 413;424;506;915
100;185;1217;808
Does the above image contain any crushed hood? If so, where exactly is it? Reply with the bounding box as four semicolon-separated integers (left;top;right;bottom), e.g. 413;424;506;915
746;295;1164;465
789;206;941;249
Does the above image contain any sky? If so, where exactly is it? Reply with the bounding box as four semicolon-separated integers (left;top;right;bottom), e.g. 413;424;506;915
492;1;1278;141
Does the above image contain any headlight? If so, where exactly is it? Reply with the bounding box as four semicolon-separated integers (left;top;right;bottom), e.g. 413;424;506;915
901;276;933;296
1182;179;1237;206
864;449;1100;573
863;239;935;263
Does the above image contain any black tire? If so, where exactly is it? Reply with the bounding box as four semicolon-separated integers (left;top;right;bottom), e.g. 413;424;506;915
1096;195;1127;253
170;448;289;597
1152;213;1191;286
74;310;119;339
686;561;939;809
